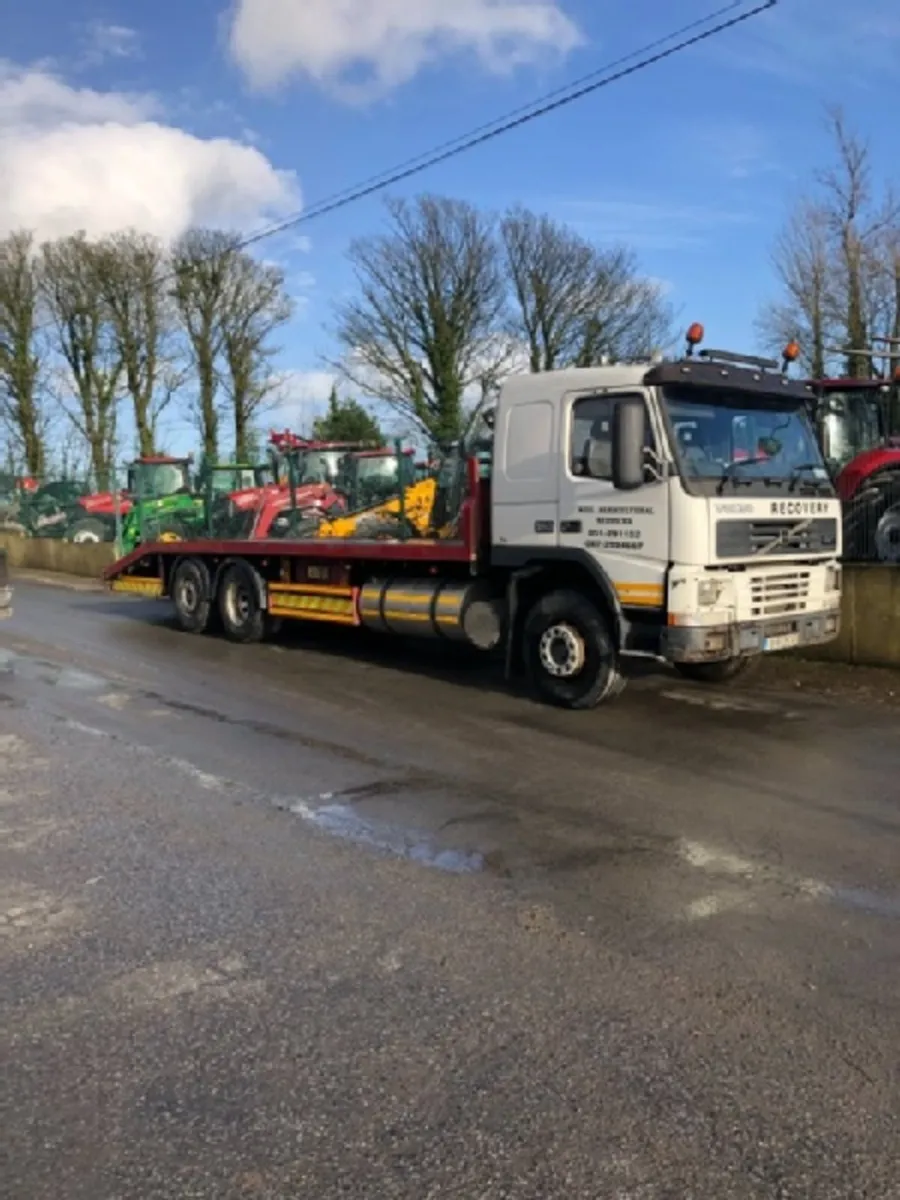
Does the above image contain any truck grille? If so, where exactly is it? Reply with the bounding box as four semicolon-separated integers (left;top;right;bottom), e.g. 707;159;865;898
748;571;811;617
716;518;837;558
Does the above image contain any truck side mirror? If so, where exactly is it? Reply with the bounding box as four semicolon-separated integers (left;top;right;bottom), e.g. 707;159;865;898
612;397;646;490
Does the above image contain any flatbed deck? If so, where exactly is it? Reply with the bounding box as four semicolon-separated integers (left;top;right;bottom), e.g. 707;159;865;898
103;535;476;585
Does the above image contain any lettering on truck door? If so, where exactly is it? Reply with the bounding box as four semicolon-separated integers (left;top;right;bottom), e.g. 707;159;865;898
558;391;669;616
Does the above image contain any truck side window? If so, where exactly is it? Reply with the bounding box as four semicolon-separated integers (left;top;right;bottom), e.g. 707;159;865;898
570;394;655;479
571;396;613;478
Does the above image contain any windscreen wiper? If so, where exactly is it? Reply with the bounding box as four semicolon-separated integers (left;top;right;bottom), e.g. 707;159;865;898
716;455;770;494
788;463;828;493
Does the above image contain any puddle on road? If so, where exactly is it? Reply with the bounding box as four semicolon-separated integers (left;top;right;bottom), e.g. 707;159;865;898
824;884;900;921
272;793;486;875
0;650;107;693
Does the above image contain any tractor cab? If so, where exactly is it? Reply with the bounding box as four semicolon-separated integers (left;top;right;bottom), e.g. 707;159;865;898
334;447;417;510
127;456;194;500
811;342;900;561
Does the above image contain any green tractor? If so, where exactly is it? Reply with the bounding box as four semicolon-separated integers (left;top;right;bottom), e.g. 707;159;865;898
117;457;267;554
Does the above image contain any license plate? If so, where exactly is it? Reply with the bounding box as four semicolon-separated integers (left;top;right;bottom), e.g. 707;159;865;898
763;632;799;652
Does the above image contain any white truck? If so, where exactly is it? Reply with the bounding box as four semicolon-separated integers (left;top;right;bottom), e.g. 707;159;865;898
105;326;843;708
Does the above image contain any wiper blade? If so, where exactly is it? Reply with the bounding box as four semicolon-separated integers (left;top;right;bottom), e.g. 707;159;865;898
716;455;770;494
788;462;827;493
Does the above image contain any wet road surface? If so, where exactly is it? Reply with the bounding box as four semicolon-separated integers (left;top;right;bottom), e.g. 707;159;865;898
2;579;900;1197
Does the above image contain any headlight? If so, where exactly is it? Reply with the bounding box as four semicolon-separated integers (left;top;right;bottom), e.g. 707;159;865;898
697;578;723;606
825;564;841;592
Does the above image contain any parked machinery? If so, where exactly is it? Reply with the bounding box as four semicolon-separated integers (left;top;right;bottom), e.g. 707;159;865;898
810;338;900;562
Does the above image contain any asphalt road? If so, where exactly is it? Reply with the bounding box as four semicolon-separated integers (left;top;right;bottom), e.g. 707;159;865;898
2;579;899;1198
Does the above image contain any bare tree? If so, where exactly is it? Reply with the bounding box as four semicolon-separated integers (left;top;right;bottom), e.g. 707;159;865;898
39;233;122;489
762;108;899;378
94;231;184;457
501;207;673;371
332;195;508;444
171;229;236;460
218;252;293;461
816;108;897;375
0;231;46;475
757;200;834;376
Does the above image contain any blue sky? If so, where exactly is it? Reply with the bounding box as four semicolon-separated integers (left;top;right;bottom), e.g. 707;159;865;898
2;0;898;456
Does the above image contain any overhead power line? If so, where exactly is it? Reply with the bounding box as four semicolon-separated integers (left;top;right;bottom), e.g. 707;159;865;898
33;0;776;328
241;0;772;249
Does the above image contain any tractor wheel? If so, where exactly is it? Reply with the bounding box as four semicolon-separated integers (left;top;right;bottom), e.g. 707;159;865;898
217;561;267;644
522;589;623;709
171;558;212;634
843;477;900;562
874;495;900;564
68;516;111;544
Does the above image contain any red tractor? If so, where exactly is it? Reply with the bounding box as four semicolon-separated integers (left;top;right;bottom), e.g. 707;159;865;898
810;340;900;562
212;431;372;540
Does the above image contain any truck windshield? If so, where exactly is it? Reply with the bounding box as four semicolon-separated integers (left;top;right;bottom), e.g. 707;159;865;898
663;385;831;494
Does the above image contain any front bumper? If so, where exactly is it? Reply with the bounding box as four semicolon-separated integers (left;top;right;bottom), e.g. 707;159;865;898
662;608;840;663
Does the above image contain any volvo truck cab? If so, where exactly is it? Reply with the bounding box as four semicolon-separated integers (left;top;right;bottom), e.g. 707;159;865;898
490;324;842;693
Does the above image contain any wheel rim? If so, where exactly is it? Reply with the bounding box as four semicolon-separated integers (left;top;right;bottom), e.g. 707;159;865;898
874;503;900;563
73;529;99;543
225;581;252;625
538;623;585;678
179;577;198;614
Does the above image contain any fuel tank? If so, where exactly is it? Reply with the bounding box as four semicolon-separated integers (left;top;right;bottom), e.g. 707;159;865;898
359;578;504;650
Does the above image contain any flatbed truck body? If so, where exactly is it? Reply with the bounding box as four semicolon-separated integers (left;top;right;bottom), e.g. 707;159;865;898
103;332;843;709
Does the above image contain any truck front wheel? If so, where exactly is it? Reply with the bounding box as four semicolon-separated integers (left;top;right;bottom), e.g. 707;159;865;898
674;657;753;685
171;558;212;634
218;561;267;644
523;589;622;709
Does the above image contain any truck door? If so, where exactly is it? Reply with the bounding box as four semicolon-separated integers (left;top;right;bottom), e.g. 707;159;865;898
557;391;670;617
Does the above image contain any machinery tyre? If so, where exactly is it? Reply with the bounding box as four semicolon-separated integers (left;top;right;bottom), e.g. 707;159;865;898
673;657;755;685
874;487;900;563
171;557;212;634
843;476;900;562
68;516;111;544
218;561;268;644
523;589;623;709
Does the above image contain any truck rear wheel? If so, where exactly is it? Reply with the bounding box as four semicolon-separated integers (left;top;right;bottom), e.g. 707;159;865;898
218;561;267;643
171;558;212;634
673;657;753;685
523;589;622;709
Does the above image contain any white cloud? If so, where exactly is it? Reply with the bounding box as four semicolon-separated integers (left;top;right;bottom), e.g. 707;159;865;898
228;0;583;99
703;0;900;86
80;21;142;65
0;60;299;242
270;369;337;432
556;198;754;251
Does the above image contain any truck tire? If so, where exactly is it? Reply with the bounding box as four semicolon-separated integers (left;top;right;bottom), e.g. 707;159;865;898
218;561;267;644
171;558;212;634
673;657;754;685
522;589;622;709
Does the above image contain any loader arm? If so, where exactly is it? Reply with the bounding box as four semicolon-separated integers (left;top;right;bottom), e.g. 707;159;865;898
314;477;442;539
